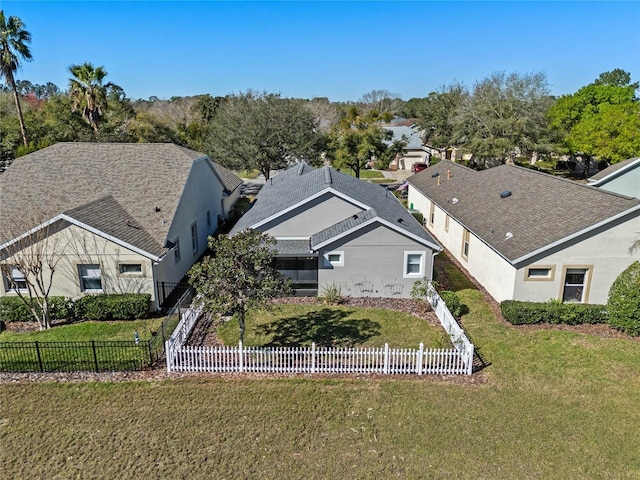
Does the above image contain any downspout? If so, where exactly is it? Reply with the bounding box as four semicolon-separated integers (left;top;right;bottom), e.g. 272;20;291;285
151;260;160;311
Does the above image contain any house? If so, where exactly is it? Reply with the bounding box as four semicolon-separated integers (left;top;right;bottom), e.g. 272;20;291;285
407;161;640;304
383;125;432;171
588;157;640;198
0;143;242;310
229;162;442;297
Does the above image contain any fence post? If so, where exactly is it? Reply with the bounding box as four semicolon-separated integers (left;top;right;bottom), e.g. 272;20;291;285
91;340;99;372
239;340;244;373
383;343;389;374
35;341;43;372
417;343;424;375
165;340;172;373
466;344;475;375
311;342;316;374
147;340;153;368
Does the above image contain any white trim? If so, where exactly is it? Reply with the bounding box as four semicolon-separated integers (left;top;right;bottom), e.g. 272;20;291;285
403;251;426;278
252;188;371;230
0;214;163;262
589;157;640;186
323;250;344;267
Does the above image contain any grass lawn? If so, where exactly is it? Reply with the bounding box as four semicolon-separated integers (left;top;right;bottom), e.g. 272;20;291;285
2;261;640;478
0;318;164;343
216;304;451;348
341;168;385;179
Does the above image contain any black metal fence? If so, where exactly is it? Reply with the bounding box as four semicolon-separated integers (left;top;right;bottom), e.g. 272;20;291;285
0;340;155;373
157;281;192;309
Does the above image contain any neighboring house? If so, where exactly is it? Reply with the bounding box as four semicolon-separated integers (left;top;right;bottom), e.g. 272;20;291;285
588;157;640;199
407;161;640;304
384;125;431;171
230;162;442;298
0;143;242;310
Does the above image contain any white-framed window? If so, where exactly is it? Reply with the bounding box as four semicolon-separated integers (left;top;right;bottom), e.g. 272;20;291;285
525;266;555;281
118;263;143;275
79;264;103;292
4;267;27;292
323;251;344;267
562;267;590;303
403;251;425;278
191;222;198;256
444;214;450;232
174;238;181;264
429;202;435;226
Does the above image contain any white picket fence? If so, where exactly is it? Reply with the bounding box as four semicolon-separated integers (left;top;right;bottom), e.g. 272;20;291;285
165;283;475;376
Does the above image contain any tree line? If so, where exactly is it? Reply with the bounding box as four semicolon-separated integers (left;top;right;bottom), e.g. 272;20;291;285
1;10;638;177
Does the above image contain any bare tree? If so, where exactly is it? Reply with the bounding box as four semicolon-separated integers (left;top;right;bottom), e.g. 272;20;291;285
359;89;403;117
0;212;69;329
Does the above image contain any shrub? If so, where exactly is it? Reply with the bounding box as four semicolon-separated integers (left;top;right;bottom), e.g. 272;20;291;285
75;294;151;321
0;296;74;323
439;290;462;317
500;300;607;325
607;262;640;335
410;211;424;225
319;283;344;305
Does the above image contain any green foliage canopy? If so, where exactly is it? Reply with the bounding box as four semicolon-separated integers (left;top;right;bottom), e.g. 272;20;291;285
607;261;640;335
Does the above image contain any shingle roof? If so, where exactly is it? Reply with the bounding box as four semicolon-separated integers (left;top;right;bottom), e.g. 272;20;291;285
275;239;314;256
0;143;240;257
384;126;423;150
408;161;640;264
589;157;640;183
231;163;440;250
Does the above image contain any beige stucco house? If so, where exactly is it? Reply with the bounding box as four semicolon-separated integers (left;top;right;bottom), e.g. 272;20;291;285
0;143;242;310
230;162;442;297
408;161;640;304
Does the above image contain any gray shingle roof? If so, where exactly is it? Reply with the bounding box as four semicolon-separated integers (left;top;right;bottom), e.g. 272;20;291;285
384;126;423;150
275;239;313;256
0;143;240;257
589;157;640;183
408;161;640;264
231;163;440;250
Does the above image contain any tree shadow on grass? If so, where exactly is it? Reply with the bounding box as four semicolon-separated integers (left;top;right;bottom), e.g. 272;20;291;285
257;308;381;347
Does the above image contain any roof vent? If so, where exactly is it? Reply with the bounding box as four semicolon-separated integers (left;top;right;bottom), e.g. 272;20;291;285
397;218;404;223
500;190;512;198
452;198;459;204
155;206;161;212
297;163;305;175
324;167;332;185
431;172;440;178
352;214;358;220
505;232;513;240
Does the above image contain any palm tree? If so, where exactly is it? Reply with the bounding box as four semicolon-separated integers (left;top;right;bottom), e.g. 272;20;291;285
0;11;32;146
68;62;115;132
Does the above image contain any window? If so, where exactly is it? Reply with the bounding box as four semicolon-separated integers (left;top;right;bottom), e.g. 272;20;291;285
525;266;555;281
5;267;27;291
323;251;344;267
191;222;198;256
79;264;102;292
206;210;211;229
119;263;142;275
444;214;450;232
174;238;181;264
429;202;435;226
562;268;589;303
403;251;425;278
462;229;470;260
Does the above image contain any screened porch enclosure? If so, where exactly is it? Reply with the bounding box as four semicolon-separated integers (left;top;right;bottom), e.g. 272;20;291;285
274;256;318;296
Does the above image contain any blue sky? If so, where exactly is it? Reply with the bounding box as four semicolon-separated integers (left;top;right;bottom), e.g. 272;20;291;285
1;1;639;101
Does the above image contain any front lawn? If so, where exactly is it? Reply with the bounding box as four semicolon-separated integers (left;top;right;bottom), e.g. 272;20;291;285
216;303;451;349
0;318;164;343
341;168;385;179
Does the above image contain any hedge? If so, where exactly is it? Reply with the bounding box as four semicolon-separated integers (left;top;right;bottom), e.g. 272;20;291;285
440;290;463;317
74;294;151;321
500;300;607;325
607;261;640;335
0;296;74;323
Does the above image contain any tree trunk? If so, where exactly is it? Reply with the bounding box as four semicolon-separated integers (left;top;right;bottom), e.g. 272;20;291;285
238;310;245;343
9;76;28;146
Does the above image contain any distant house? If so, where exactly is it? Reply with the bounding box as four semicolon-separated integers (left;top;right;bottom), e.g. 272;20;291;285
230;163;442;297
0;143;242;310
408;161;640;304
588;157;640;198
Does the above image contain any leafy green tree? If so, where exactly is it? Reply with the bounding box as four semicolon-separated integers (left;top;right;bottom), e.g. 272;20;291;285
206;91;320;180
414;83;468;149
453;71;553;164
68;62;119;132
0;11;32;146
327;106;392;178
188;230;291;342
548;69;639;166
607;261;640;336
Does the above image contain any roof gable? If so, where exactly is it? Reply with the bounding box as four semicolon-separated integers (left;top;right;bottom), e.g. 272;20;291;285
589;157;640;183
